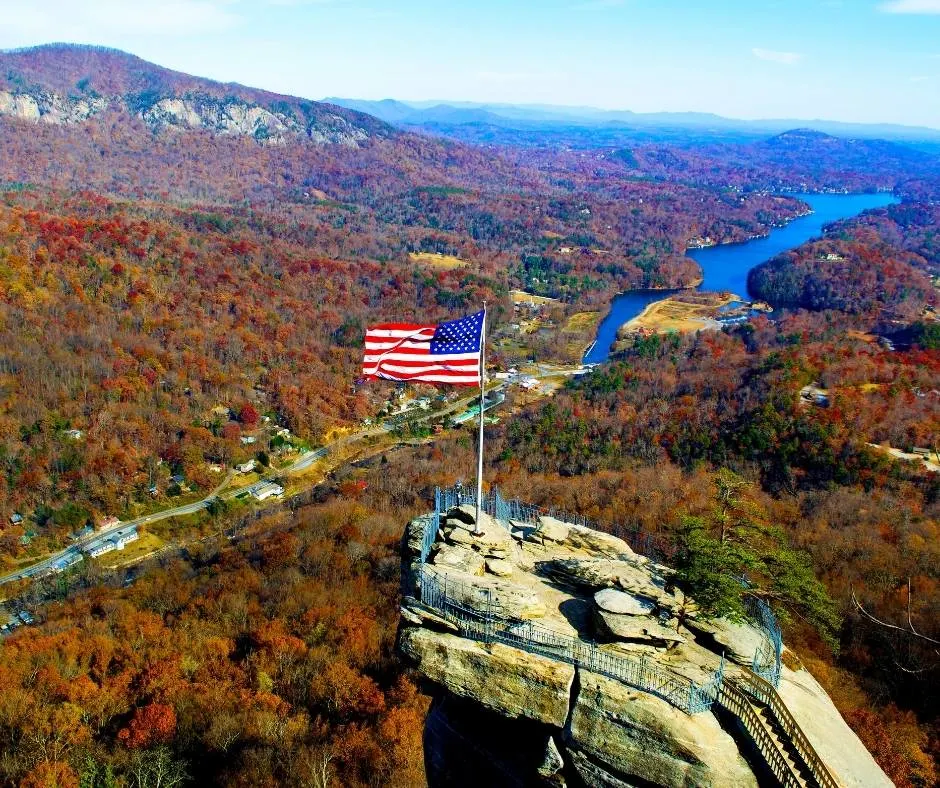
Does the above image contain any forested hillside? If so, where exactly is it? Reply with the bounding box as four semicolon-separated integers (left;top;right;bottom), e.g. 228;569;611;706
750;202;940;316
0;41;937;788
489;312;939;785
0;494;428;787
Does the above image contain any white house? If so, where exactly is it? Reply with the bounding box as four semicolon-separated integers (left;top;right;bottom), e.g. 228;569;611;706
84;527;139;558
237;459;257;474
252;482;284;502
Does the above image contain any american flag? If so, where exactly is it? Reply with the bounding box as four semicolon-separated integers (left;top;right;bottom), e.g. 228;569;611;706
362;310;484;386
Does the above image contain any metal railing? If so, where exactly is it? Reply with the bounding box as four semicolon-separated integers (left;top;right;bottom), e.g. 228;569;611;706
437;483;673;562
417;566;721;715
418;488;833;785
746;595;783;688
436;484;781;688
717;679;808;788
733;672;839;788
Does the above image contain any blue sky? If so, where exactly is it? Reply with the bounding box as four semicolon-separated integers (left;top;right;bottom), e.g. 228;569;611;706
1;0;939;128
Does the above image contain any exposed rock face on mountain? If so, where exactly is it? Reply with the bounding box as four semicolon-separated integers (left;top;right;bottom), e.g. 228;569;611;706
0;44;386;145
399;508;894;788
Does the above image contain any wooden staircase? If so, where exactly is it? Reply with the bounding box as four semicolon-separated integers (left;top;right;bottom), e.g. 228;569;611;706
717;672;840;788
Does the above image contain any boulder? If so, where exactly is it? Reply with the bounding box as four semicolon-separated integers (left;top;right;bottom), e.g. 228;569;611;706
399;626;575;727
485;558;514;578
566;670;759;787
544;558;660;596
432;545;486;576
594;609;686;646
444;511;512;554
534;516;570;543
566;524;638;559
434;570;548;620
404;514;437;557
594;588;655;616
683;617;765;666
537;736;565;779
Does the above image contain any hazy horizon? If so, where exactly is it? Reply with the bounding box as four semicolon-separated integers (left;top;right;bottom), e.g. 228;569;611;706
1;1;939;128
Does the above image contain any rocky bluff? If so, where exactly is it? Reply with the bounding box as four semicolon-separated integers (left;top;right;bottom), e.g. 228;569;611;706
398;504;892;787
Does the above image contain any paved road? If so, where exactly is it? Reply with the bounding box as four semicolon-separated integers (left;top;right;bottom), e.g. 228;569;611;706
0;376;536;586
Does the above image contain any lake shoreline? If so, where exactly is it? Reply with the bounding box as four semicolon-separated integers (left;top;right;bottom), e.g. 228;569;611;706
583;192;899;364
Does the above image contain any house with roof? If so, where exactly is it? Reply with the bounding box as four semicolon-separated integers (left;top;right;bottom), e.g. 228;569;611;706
252;482;284;502
83;527;140;559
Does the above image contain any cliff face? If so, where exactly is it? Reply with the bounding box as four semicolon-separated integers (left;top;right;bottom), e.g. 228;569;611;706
398;505;894;788
0;44;386;146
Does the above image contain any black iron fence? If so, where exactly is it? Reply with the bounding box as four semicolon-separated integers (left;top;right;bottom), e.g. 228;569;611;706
432;484;782;689
417;566;721;715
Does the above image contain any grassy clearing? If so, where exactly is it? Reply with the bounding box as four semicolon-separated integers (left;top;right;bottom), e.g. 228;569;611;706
560;311;602;361
96;532;166;569
511;289;559;305
408;252;467;270
623;293;737;334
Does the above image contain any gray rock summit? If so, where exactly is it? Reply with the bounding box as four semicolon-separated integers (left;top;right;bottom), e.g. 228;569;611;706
399;503;894;788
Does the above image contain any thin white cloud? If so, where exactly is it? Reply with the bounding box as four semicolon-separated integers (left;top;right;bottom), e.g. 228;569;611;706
910;75;931;81
751;48;803;65
879;0;940;13
0;0;240;42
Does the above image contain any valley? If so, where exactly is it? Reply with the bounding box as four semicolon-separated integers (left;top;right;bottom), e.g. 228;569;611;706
0;39;935;788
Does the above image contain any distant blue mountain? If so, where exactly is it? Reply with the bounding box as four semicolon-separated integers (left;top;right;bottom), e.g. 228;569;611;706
324;97;940;146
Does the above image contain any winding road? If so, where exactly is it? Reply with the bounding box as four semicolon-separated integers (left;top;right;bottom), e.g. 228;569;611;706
0;379;528;586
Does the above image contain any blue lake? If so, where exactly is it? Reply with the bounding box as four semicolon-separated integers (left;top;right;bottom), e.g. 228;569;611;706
583;192;899;364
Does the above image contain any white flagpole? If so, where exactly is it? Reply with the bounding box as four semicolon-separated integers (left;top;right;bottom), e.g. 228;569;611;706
474;303;487;536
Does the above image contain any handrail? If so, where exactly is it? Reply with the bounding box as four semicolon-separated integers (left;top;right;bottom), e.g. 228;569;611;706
733;671;839;788
418;492;840;787
437;484;782;687
416;566;720;715
718;679;807;788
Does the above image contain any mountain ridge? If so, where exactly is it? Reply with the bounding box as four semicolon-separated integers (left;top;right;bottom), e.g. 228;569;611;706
0;43;392;145
326;95;940;144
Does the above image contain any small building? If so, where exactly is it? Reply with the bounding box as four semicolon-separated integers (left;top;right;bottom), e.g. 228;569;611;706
240;436;256;445
69;524;94;541
50;553;83;574
237;459;257;474
208;464;224;473
65;429;83;440
9;513;23;526
84;527;140;558
252;482;284;502
100;516;120;530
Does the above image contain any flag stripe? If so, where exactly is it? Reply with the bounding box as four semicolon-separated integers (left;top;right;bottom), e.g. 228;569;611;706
362;310;484;386
364;371;479;385
362;352;480;363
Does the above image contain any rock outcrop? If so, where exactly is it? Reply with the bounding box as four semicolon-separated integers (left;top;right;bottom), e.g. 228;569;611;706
399;504;894;788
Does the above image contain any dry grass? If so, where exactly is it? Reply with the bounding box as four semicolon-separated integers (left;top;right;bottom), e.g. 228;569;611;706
97;532;166;569
408;252;467;270
560;311;602;361
624;293;737;334
511;289;558;305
